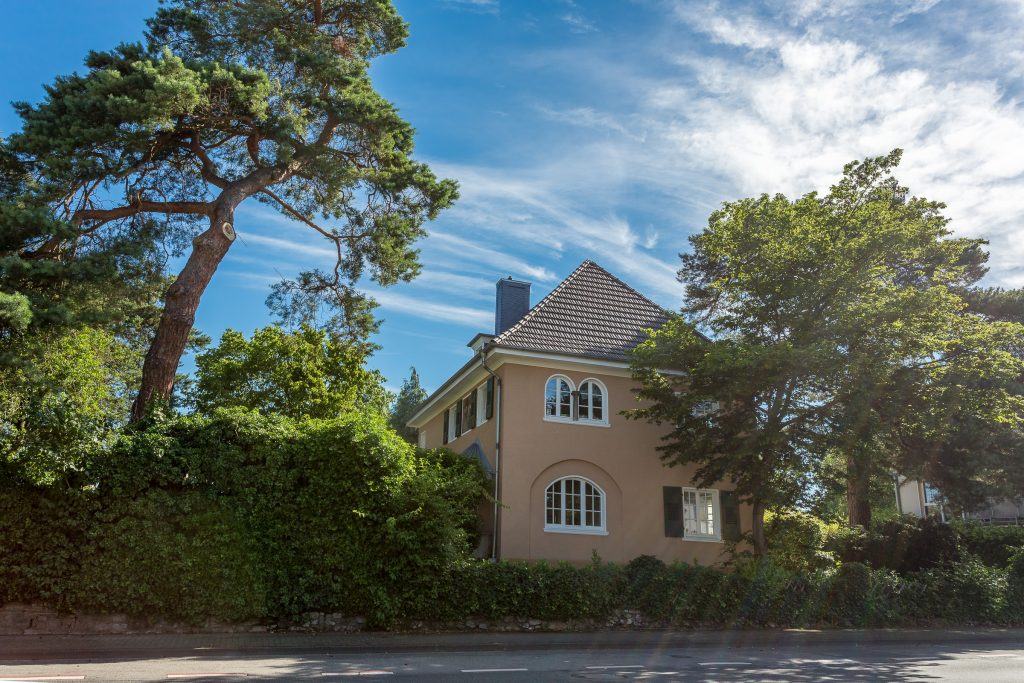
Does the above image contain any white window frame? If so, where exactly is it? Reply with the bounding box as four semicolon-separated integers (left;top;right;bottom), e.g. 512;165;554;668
543;374;575;423
460;392;475;435
446;406;457;443
475;382;488;427
543;476;608;535
682;487;721;541
577;378;609;425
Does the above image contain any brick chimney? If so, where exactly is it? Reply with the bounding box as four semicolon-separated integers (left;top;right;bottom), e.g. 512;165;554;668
495;276;531;335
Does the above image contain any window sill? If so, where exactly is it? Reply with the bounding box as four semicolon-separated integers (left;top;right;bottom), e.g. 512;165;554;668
682;536;723;544
542;416;611;428
544;526;609;536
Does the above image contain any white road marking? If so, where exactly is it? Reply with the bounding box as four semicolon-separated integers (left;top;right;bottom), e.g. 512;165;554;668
586;665;645;669
460;668;529;673
320;674;394;677
166;675;247;679
698;661;753;666
977;653;1021;658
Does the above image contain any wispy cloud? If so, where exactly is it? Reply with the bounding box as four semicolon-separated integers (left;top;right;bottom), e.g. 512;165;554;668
561;13;597;34
236;231;335;260
432;0;1024;293
438;0;499;14
371;289;493;329
426;230;557;282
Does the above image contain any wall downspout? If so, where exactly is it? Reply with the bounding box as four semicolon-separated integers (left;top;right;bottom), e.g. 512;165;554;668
480;347;501;561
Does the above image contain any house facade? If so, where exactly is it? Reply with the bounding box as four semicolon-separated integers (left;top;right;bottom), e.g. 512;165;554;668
897;477;1023;524
407;261;748;566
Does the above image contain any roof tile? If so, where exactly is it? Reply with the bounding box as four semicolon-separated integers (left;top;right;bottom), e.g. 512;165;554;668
491;260;671;361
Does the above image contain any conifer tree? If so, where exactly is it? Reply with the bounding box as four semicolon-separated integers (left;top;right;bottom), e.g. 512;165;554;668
2;1;457;420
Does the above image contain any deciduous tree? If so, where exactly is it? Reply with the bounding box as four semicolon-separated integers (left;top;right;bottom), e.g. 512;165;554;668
631;150;1024;548
190;325;390;419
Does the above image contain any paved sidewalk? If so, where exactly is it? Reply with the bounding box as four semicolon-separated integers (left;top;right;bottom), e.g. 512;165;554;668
3;627;1023;661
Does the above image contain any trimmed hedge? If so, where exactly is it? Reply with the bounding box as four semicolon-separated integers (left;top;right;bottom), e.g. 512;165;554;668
0;409;488;627
4;412;1024;629
427;555;1021;628
952;520;1024;567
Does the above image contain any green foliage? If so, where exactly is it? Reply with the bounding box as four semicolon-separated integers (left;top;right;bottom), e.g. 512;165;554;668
190;325;391;419
0;409;488;627
0;291;31;339
3;0;458;403
828;516;961;573
389;366;427;443
0;328;141;485
1006;548;1024;620
0;488;263;623
951;521;1024;567
764;509;841;571
903;559;1007;625
632;150;1024;536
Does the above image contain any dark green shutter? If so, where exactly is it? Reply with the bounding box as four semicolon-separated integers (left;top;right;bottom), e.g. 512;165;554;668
443;409;449;444
721;490;742;542
454;401;462;437
485;378;495;420
663;486;684;538
468;391;477;430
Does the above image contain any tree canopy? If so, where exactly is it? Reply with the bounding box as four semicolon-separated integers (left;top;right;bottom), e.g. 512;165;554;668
190;325;391;420
1;0;457;419
631;150;1024;551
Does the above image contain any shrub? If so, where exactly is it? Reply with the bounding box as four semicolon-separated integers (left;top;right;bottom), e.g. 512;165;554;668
829;516;960;573
764;509;840;571
1006;548;1024;623
951;521;1024;567
901;559;1007;625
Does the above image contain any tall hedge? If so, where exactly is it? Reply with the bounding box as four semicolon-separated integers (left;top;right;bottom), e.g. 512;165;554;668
0;409;488;626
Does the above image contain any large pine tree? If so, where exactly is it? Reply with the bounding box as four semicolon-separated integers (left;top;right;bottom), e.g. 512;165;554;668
2;1;457;420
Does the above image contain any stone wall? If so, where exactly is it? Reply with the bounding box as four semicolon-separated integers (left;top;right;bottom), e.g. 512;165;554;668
0;603;656;635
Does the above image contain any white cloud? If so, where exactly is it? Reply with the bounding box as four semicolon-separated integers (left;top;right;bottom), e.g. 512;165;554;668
562;13;597;34
426;230;557;282
438;0;499;13
491;1;1024;289
370;289;493;329
236;231;335;260
657;8;1024;285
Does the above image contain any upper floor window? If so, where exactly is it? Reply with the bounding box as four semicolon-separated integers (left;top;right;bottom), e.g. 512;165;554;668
544;476;606;534
443;377;495;444
543;375;609;425
578;379;606;423
545;375;573;419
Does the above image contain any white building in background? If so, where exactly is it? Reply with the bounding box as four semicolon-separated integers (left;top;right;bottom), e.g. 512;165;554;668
897;478;1024;525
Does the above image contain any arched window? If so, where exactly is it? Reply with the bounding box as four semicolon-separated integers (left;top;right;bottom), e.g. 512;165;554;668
544;375;573;419
545;476;606;533
578;379;606;423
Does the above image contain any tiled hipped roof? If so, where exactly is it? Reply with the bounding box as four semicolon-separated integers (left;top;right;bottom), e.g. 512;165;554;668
491;260;671;362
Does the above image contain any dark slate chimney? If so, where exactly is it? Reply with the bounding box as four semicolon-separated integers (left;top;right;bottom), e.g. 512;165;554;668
495;276;531;335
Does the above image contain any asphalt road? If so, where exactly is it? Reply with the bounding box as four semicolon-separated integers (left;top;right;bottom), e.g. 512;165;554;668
2;629;1024;681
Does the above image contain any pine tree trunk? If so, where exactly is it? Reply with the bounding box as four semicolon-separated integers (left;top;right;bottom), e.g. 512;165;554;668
751;499;768;557
131;208;236;421
846;452;873;528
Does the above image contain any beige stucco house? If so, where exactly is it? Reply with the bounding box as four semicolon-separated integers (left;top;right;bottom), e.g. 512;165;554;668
407;261;748;566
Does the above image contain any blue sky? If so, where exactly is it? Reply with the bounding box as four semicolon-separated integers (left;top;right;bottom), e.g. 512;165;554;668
3;1;1024;393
